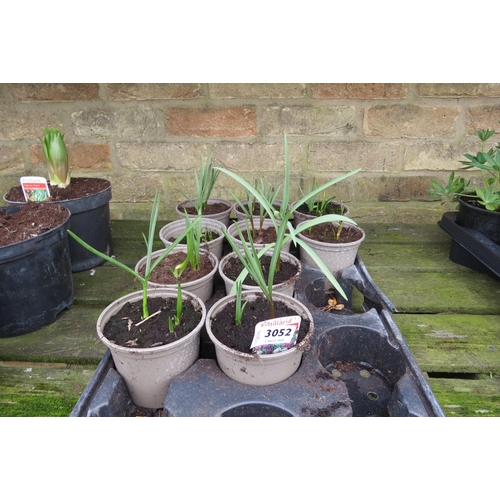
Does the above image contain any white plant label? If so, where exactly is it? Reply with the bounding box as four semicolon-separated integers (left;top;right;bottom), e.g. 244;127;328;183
20;176;50;202
251;315;302;355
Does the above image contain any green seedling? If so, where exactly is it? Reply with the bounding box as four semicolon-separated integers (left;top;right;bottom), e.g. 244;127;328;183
177;154;221;214
300;178;337;217
234;279;248;326
216;132;361;319
39;128;71;188
68;190;201;322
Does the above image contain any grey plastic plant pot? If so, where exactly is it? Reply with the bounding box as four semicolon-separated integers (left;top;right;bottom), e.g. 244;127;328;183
3;180;112;272
159;218;225;261
296;221;365;273
96;288;206;409
205;291;314;386
292;199;349;228
218;250;302;297
134;248;219;303
227;218;292;254
175;198;233;227
0;205;74;338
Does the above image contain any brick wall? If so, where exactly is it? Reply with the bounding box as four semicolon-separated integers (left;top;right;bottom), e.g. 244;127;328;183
1;83;500;223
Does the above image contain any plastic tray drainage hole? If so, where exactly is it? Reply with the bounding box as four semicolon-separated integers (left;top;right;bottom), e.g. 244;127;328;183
360;369;370;378
367;391;378;401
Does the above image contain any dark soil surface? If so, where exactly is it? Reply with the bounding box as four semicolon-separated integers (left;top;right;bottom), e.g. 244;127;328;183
301;222;363;244
167;229;221;245
210;296;311;354
235;201;281;216
138;251;214;285
295;200;346;216
178;201;229;216
462;196;500;213
236;225;279;245
102;296;203;349
5;177;110;203
0;203;69;247
222;254;299;286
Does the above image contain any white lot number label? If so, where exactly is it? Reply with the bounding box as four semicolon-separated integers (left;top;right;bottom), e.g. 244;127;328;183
250;315;302;354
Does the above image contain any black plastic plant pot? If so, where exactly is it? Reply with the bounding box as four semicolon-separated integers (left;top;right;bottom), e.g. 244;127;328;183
0;206;74;338
3;182;112;272
457;195;500;246
59;184;113;272
71;259;445;417
439;211;500;281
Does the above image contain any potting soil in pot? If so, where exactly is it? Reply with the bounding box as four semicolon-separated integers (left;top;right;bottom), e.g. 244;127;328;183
223;254;298;285
301;222;362;244
102;296;203;349
138;252;214;284
295;201;346;216
5;178;110;202
179;201;230;217
0;203;68;246
210;296;311;354
236;226;279;245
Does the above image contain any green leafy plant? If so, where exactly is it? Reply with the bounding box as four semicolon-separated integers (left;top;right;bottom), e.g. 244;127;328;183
177;154;221;214
172;212;202;276
429;121;500;211
68;191;201;325
217;132;361;320
299;178;338;217
233;178;282;237
39;128;71;188
234;279;248;326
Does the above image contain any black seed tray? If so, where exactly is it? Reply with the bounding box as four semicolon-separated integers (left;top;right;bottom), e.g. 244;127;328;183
71;258;445;417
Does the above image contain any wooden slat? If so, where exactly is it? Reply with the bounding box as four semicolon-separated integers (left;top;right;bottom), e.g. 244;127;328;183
369;270;500;315
72;267;140;307
0;362;98;417
360;223;450;244
0;307;106;364
426;378;500;417
1;219;499;417
393;314;500;374
359;243;462;272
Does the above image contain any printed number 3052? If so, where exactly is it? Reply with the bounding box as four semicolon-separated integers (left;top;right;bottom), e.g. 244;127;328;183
265;328;292;338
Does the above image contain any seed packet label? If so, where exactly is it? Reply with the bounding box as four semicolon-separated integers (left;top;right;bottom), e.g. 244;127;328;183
251;315;301;355
20;176;50;202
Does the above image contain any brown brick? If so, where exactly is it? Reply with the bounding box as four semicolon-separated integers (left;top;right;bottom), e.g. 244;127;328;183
364;105;459;138
0;146;24;173
167;107;257;137
107;84;204;100
404;141;470;172
466;105;500;136
111;174;164;203
212;141;303;172
308;142;400;172
418;83;500;97
10;84;100;102
209;84;306;99
0;109;62;140
72;108;163;138
31;143;112;171
374;175;438;201
312;83;408;99
260;105;356;136
117;142;209;171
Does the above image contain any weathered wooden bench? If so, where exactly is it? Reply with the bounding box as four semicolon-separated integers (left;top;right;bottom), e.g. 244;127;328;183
1;220;499;417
